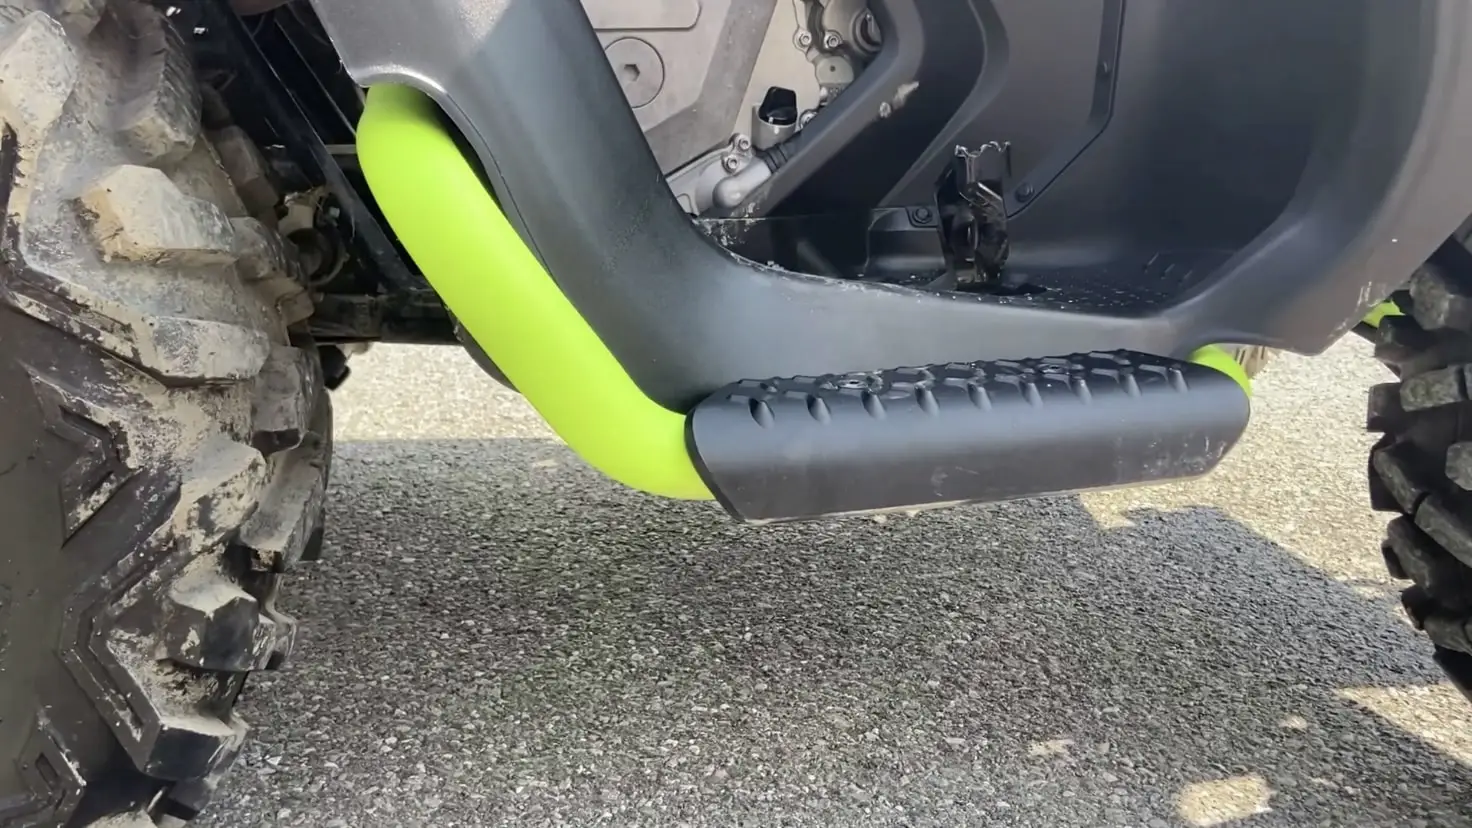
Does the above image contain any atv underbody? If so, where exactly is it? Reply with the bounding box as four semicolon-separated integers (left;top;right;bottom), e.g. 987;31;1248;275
3;0;1472;823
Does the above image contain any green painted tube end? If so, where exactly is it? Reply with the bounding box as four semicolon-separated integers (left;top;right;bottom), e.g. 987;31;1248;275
357;85;712;500
1363;300;1405;329
1188;345;1252;397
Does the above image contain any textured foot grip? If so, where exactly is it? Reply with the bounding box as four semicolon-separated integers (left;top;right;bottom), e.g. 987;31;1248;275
686;351;1251;522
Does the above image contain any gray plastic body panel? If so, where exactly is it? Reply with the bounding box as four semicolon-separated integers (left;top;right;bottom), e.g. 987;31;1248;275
310;0;1472;410
685;351;1250;522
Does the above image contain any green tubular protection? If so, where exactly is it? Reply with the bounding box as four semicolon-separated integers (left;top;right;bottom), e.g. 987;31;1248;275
356;85;713;500
1188;345;1252;396
1362;300;1404;328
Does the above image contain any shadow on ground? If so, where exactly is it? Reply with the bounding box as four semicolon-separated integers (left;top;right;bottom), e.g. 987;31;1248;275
207;437;1472;828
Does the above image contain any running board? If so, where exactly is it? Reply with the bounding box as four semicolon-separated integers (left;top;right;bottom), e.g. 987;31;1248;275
687;351;1250;523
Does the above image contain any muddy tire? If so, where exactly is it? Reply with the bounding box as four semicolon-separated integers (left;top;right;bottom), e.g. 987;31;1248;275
0;2;328;825
1368;243;1472;699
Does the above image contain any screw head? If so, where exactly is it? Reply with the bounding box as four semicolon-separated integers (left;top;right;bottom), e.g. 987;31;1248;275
1016;182;1035;201
734;135;752;153
721;154;741;173
911;206;933;224
823;31;842;49
796;30;813;48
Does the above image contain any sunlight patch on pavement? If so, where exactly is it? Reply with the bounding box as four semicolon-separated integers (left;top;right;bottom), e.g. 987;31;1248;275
1025;738;1074;758
1076;494;1137;529
1277;713;1310;731
1176;774;1273;826
1338;683;1472;766
333;345;551;442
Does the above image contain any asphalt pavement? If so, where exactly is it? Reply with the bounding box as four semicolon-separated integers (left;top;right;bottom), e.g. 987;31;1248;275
204;339;1472;827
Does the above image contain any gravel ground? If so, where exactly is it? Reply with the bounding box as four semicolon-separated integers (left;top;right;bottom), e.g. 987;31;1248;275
204;339;1472;828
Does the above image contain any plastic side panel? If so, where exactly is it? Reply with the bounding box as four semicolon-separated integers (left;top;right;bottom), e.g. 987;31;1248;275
1171;0;1472;351
881;0;1119;215
314;0;1472;399
312;0;1182;410
873;0;1472;353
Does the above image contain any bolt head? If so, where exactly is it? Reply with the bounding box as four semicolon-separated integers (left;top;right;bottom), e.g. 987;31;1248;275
823;31;842;49
798;110;817;128
796;30;813;48
721;154;741;173
734;135;752;152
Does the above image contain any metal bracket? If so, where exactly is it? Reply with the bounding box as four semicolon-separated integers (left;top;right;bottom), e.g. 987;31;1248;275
937;142;1012;287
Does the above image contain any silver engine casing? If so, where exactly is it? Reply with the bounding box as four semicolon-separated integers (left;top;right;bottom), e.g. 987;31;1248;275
585;0;877;212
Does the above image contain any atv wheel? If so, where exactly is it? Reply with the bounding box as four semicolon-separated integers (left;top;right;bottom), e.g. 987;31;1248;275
0;2;328;825
1368;251;1472;697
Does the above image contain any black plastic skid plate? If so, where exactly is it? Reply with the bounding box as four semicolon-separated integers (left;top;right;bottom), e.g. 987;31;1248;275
687;351;1250;523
